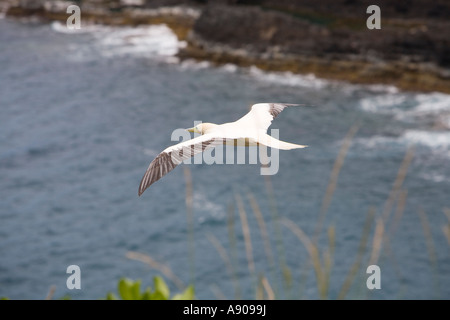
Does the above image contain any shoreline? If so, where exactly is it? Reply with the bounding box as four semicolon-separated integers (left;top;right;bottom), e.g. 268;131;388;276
3;1;450;94
181;33;450;94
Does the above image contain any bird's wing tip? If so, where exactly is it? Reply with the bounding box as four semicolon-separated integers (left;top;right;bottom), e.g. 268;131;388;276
289;103;316;108
278;103;316;108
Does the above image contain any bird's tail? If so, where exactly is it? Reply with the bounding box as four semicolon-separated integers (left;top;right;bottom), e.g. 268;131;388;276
258;134;307;150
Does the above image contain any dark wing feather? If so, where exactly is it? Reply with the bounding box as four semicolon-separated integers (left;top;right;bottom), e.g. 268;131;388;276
268;103;300;118
138;137;223;196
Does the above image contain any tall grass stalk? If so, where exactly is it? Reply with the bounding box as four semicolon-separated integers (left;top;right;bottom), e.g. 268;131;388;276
247;191;278;296
206;233;240;299
210;284;227;300
417;208;440;298
443;208;450;246
322;226;335;297
375;149;414;296
337;207;375;300
226;201;241;299
297;125;357;298
45;285;56;300
255;274;275;300
183;167;195;286
368;217;385;266
255;275;264;300
381;147;414;223
126;251;185;290
281;218;328;299
314;124;359;243
297;256;312;298
261;276;275;300
206;233;235;278
381;189;407;269
263;174;292;298
387;189;408;240
235;194;256;281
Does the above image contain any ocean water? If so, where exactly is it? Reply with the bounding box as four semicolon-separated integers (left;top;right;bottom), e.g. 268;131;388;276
0;18;449;300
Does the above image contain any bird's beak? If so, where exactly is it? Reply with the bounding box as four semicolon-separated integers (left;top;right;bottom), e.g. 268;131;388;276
186;127;195;133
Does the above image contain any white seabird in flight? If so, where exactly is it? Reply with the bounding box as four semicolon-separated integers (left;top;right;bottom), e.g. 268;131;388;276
138;103;307;196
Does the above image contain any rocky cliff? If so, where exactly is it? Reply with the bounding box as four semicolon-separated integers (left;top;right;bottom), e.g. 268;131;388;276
3;0;450;93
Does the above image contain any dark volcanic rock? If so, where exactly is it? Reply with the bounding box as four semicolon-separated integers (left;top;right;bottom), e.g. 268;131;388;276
259;0;450;20
193;5;320;55
191;3;450;67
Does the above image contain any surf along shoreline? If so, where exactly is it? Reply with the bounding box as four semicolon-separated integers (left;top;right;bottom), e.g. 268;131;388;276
4;0;450;94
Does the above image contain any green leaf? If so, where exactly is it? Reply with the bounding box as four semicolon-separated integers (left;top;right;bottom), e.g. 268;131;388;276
130;280;142;300
140;288;153;300
153;276;170;300
149;290;167;300
172;285;195;300
1;297;9;300
105;292;118;300
118;278;141;300
118;278;132;300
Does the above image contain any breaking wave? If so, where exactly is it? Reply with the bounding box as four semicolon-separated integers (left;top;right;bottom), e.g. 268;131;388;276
51;21;186;60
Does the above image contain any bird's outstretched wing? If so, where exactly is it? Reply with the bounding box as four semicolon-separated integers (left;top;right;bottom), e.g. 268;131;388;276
257;134;307;150
235;103;301;133
139;103;308;195
138;134;223;196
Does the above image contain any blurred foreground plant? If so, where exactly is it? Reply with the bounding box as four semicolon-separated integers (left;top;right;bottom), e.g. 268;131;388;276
106;277;194;300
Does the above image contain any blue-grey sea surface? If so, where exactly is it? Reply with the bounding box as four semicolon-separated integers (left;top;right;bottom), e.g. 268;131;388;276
1;18;449;299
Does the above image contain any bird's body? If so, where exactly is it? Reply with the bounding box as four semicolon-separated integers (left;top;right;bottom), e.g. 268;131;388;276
138;103;307;196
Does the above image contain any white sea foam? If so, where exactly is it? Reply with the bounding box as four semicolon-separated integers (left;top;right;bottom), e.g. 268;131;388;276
94;24;185;58
219;63;239;73
402;130;450;149
421;172;448;183
359;93;408;114
359;91;450;125
0;2;9;19
179;59;211;70
124;6;201;19
193;192;225;223
178;60;237;73
244;66;405;92
51;21;185;60
442;115;450;128
365;84;399;94
356;130;450;155
247;66;328;89
120;0;145;5
413;92;450;114
355;129;450;184
355;135;401;150
50;20;93;34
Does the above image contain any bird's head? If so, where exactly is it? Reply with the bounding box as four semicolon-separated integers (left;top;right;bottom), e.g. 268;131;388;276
186;123;217;135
